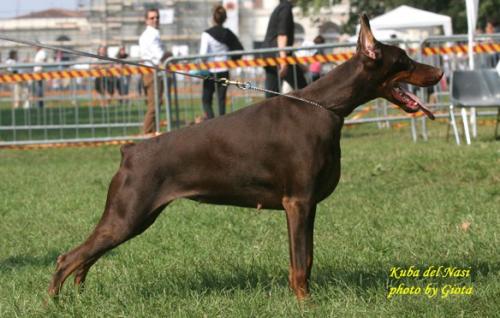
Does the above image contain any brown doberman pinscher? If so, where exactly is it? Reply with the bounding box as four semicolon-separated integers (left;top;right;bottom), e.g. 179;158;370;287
48;15;443;300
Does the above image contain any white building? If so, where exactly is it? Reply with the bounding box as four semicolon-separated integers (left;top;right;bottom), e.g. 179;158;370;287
0;1;351;62
0;9;91;62
85;0;351;56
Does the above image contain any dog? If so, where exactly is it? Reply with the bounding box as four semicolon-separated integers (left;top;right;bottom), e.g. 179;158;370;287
48;15;443;300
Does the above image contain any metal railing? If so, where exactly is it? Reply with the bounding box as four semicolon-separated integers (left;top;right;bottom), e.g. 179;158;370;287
0;59;156;146
416;33;500;141
1;34;499;146
162;40;430;137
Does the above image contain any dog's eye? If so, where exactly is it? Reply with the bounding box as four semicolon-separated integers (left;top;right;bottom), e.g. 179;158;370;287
396;55;410;69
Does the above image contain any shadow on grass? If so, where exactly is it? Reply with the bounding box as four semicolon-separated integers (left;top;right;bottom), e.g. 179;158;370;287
0;250;60;272
7;249;495;300
132;260;499;299
130;264;388;300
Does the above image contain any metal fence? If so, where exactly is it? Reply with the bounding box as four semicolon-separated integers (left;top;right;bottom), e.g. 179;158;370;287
1;34;499;146
162;41;417;132
0;59;156;146
416;34;500;141
162;43;351;131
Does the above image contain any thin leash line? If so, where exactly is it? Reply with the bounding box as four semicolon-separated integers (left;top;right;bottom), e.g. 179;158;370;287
237;82;326;109
0;35;327;110
171;69;326;109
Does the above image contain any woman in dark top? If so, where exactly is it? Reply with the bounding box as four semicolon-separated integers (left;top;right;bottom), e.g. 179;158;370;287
262;0;307;98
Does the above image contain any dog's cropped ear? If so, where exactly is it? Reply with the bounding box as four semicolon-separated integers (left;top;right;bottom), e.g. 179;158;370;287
357;14;381;60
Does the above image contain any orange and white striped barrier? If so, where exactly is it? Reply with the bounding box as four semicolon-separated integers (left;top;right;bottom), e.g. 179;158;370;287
0;66;153;84
1;42;498;84
422;42;500;56
166;53;355;72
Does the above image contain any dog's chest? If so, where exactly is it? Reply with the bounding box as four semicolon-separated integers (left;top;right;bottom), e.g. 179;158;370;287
313;135;342;203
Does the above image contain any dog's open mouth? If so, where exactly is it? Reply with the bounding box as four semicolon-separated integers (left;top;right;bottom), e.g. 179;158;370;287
392;85;435;120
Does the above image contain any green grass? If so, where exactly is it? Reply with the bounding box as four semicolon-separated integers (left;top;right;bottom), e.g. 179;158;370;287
0;125;499;317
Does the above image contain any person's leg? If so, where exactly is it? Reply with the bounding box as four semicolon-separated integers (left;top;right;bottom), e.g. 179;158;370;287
137;76;144;96
202;76;215;119
106;76;116;104
107;77;115;96
13;83;20;108
36;80;44;108
116;77;124;105
124;76;130;95
21;83;30;109
285;64;307;91
264;66;280;99
216;71;229;116
116;77;123;95
142;74;156;134
95;77;106;107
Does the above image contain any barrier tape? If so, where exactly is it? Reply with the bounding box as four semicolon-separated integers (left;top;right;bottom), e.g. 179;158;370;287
1;42;498;83
423;42;500;56
166;53;355;72
350;105;374;120
0;66;153;84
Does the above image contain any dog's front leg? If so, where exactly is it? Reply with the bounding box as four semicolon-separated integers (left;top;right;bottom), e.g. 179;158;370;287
282;197;316;300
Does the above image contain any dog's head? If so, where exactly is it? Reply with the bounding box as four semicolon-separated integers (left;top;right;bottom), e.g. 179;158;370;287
356;14;443;119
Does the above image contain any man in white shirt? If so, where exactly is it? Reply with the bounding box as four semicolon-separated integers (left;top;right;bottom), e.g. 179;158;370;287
33;47;47;108
139;8;169;134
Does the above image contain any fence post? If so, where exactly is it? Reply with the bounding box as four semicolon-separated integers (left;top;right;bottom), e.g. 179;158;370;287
153;69;160;133
411;117;417;142
164;71;172;133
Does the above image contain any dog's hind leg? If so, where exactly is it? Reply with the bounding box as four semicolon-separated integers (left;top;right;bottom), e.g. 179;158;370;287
73;257;98;289
282;197;316;300
48;169;170;297
71;202;166;290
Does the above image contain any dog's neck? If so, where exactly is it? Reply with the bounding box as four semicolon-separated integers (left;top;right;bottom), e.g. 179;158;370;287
299;55;378;118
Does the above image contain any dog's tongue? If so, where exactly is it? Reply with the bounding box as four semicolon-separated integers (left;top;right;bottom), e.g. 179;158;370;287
406;90;435;120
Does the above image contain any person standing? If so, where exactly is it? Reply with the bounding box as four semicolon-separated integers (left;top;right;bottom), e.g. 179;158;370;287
262;0;307;98
33;46;48;108
139;8;169;135
115;46;130;99
94;45;115;107
199;5;243;119
484;19;499;67
309;35;325;82
5;50;21;109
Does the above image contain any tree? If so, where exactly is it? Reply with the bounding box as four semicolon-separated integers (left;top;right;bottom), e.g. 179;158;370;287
344;0;388;34
297;0;500;35
478;0;500;29
346;0;500;34
296;0;335;13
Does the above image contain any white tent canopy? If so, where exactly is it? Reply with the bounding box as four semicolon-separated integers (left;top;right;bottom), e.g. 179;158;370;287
367;5;453;36
348;29;410;42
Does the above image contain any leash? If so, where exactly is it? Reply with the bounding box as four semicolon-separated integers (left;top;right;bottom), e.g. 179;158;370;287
170;69;325;109
0;35;326;110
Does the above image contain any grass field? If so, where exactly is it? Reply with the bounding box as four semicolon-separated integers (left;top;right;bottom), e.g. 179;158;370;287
0;124;499;317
